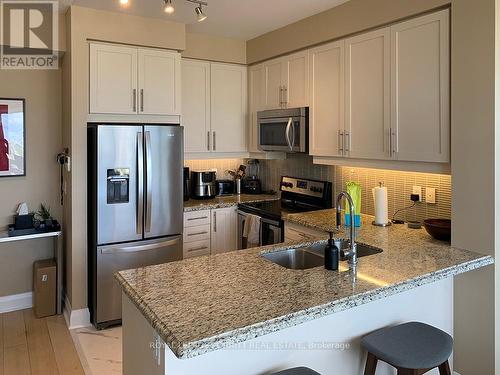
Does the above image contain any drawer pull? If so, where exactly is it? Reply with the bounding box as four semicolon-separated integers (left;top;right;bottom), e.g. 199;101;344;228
188;246;208;252
187;231;208;236
187;216;209;221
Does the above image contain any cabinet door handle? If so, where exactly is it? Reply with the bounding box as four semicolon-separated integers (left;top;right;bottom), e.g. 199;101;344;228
279;86;283;108
188;246;209;252
283;86;288;108
207;131;211;151
132;89;137;112
338;130;344;154
213;212;217;232
187;216;209;221
213;131;216;151
391;128;397;156
344;131;350;152
140;89;144;112
187;231;208;236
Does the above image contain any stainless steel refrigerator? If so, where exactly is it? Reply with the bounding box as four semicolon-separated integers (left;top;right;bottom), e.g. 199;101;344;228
87;124;183;329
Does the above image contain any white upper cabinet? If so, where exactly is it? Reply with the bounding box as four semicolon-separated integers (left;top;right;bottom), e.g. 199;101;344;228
309;41;345;157
345;28;391;160
182;59;211;153
263;51;309;110
263;58;284;110
90;43;138;115
210;63;248;153
390;9;450;163
138;48;181;116
283;50;309;109
248;64;265;153
89;43;181;116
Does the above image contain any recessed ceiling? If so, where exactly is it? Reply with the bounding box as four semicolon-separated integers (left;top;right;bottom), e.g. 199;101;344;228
60;0;351;40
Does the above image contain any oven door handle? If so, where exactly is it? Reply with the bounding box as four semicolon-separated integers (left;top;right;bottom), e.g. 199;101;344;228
237;210;281;227
285;117;293;151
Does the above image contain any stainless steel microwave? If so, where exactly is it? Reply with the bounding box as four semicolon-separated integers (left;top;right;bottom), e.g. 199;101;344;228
257;107;308;153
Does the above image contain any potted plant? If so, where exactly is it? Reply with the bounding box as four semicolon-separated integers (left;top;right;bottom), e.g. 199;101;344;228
36;203;53;228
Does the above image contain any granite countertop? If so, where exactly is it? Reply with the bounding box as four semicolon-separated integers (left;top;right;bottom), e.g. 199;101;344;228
115;212;493;359
184;193;279;212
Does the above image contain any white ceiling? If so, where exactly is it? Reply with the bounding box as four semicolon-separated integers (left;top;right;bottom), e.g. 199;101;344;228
59;0;350;40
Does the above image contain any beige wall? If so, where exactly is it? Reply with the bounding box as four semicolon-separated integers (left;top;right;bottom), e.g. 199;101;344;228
183;33;246;64
0;69;62;296
64;6;185;310
246;0;449;64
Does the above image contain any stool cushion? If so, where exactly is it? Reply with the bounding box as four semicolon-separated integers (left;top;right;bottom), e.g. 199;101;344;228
271;367;321;375
361;322;453;369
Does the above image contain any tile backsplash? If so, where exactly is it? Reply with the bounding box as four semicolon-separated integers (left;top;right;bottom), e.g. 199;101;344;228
184;159;245;180
335;166;451;223
258;154;335;193
187;155;452;222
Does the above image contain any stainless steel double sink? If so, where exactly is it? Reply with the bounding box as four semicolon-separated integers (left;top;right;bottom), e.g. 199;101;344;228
261;240;382;270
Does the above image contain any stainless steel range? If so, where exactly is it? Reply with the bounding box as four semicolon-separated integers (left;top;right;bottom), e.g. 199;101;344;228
87;124;184;329
237;176;332;249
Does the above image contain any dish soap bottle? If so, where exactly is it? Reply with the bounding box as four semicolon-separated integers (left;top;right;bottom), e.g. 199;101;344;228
324;237;339;270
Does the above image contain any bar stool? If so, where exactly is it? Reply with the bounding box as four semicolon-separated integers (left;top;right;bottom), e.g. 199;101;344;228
271;367;321;375
361;322;453;375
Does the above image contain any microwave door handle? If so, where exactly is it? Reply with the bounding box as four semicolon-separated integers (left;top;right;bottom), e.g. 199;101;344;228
291;120;296;151
285;117;293;151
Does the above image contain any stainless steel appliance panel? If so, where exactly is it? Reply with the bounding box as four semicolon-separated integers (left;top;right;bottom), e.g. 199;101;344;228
144;125;184;238
257;107;308;153
97;125;143;245
96;236;182;324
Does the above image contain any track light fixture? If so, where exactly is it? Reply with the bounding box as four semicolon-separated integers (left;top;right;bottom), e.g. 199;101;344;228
194;5;207;22
164;0;175;14
118;0;208;21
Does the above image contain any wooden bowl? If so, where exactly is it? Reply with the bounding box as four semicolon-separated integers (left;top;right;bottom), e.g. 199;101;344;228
423;219;451;241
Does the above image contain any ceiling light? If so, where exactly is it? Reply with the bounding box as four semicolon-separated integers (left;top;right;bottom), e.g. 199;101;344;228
195;5;207;22
119;0;129;4
164;0;175;14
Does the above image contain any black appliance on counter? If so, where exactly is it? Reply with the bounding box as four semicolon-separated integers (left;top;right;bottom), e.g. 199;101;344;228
237;176;332;249
183;167;191;201
216;180;235;196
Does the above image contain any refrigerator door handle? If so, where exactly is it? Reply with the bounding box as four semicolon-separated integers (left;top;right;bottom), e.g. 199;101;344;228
137;132;144;235
100;237;181;254
145;131;152;233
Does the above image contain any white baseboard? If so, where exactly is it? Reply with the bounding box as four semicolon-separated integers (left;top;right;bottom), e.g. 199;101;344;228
0;292;33;313
63;294;91;329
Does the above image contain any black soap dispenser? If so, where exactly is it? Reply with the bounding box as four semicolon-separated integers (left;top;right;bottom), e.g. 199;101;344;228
324;235;339;271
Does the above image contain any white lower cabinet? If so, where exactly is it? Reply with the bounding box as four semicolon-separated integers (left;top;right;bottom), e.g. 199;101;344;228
183;210;211;259
183;207;238;258
285;222;327;243
211;207;238;255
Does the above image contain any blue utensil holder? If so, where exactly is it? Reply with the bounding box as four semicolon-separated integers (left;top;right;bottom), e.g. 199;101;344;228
345;213;361;227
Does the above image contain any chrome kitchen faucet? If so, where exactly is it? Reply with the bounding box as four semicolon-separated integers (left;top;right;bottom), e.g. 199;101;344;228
336;192;358;270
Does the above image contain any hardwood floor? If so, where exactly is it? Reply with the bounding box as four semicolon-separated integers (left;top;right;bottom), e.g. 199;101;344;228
0;309;84;375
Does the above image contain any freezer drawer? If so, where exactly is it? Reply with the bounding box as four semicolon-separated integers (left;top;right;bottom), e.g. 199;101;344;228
95;236;182;327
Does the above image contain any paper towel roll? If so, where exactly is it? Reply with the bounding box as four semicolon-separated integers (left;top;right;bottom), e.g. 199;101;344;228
372;185;389;225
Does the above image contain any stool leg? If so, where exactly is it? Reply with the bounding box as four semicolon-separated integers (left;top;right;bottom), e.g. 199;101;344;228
438;360;451;375
364;352;378;375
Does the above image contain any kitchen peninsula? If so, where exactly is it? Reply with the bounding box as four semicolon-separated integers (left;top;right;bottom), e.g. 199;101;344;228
116;214;492;375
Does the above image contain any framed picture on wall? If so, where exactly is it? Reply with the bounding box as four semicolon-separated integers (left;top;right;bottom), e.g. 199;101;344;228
0;98;25;177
